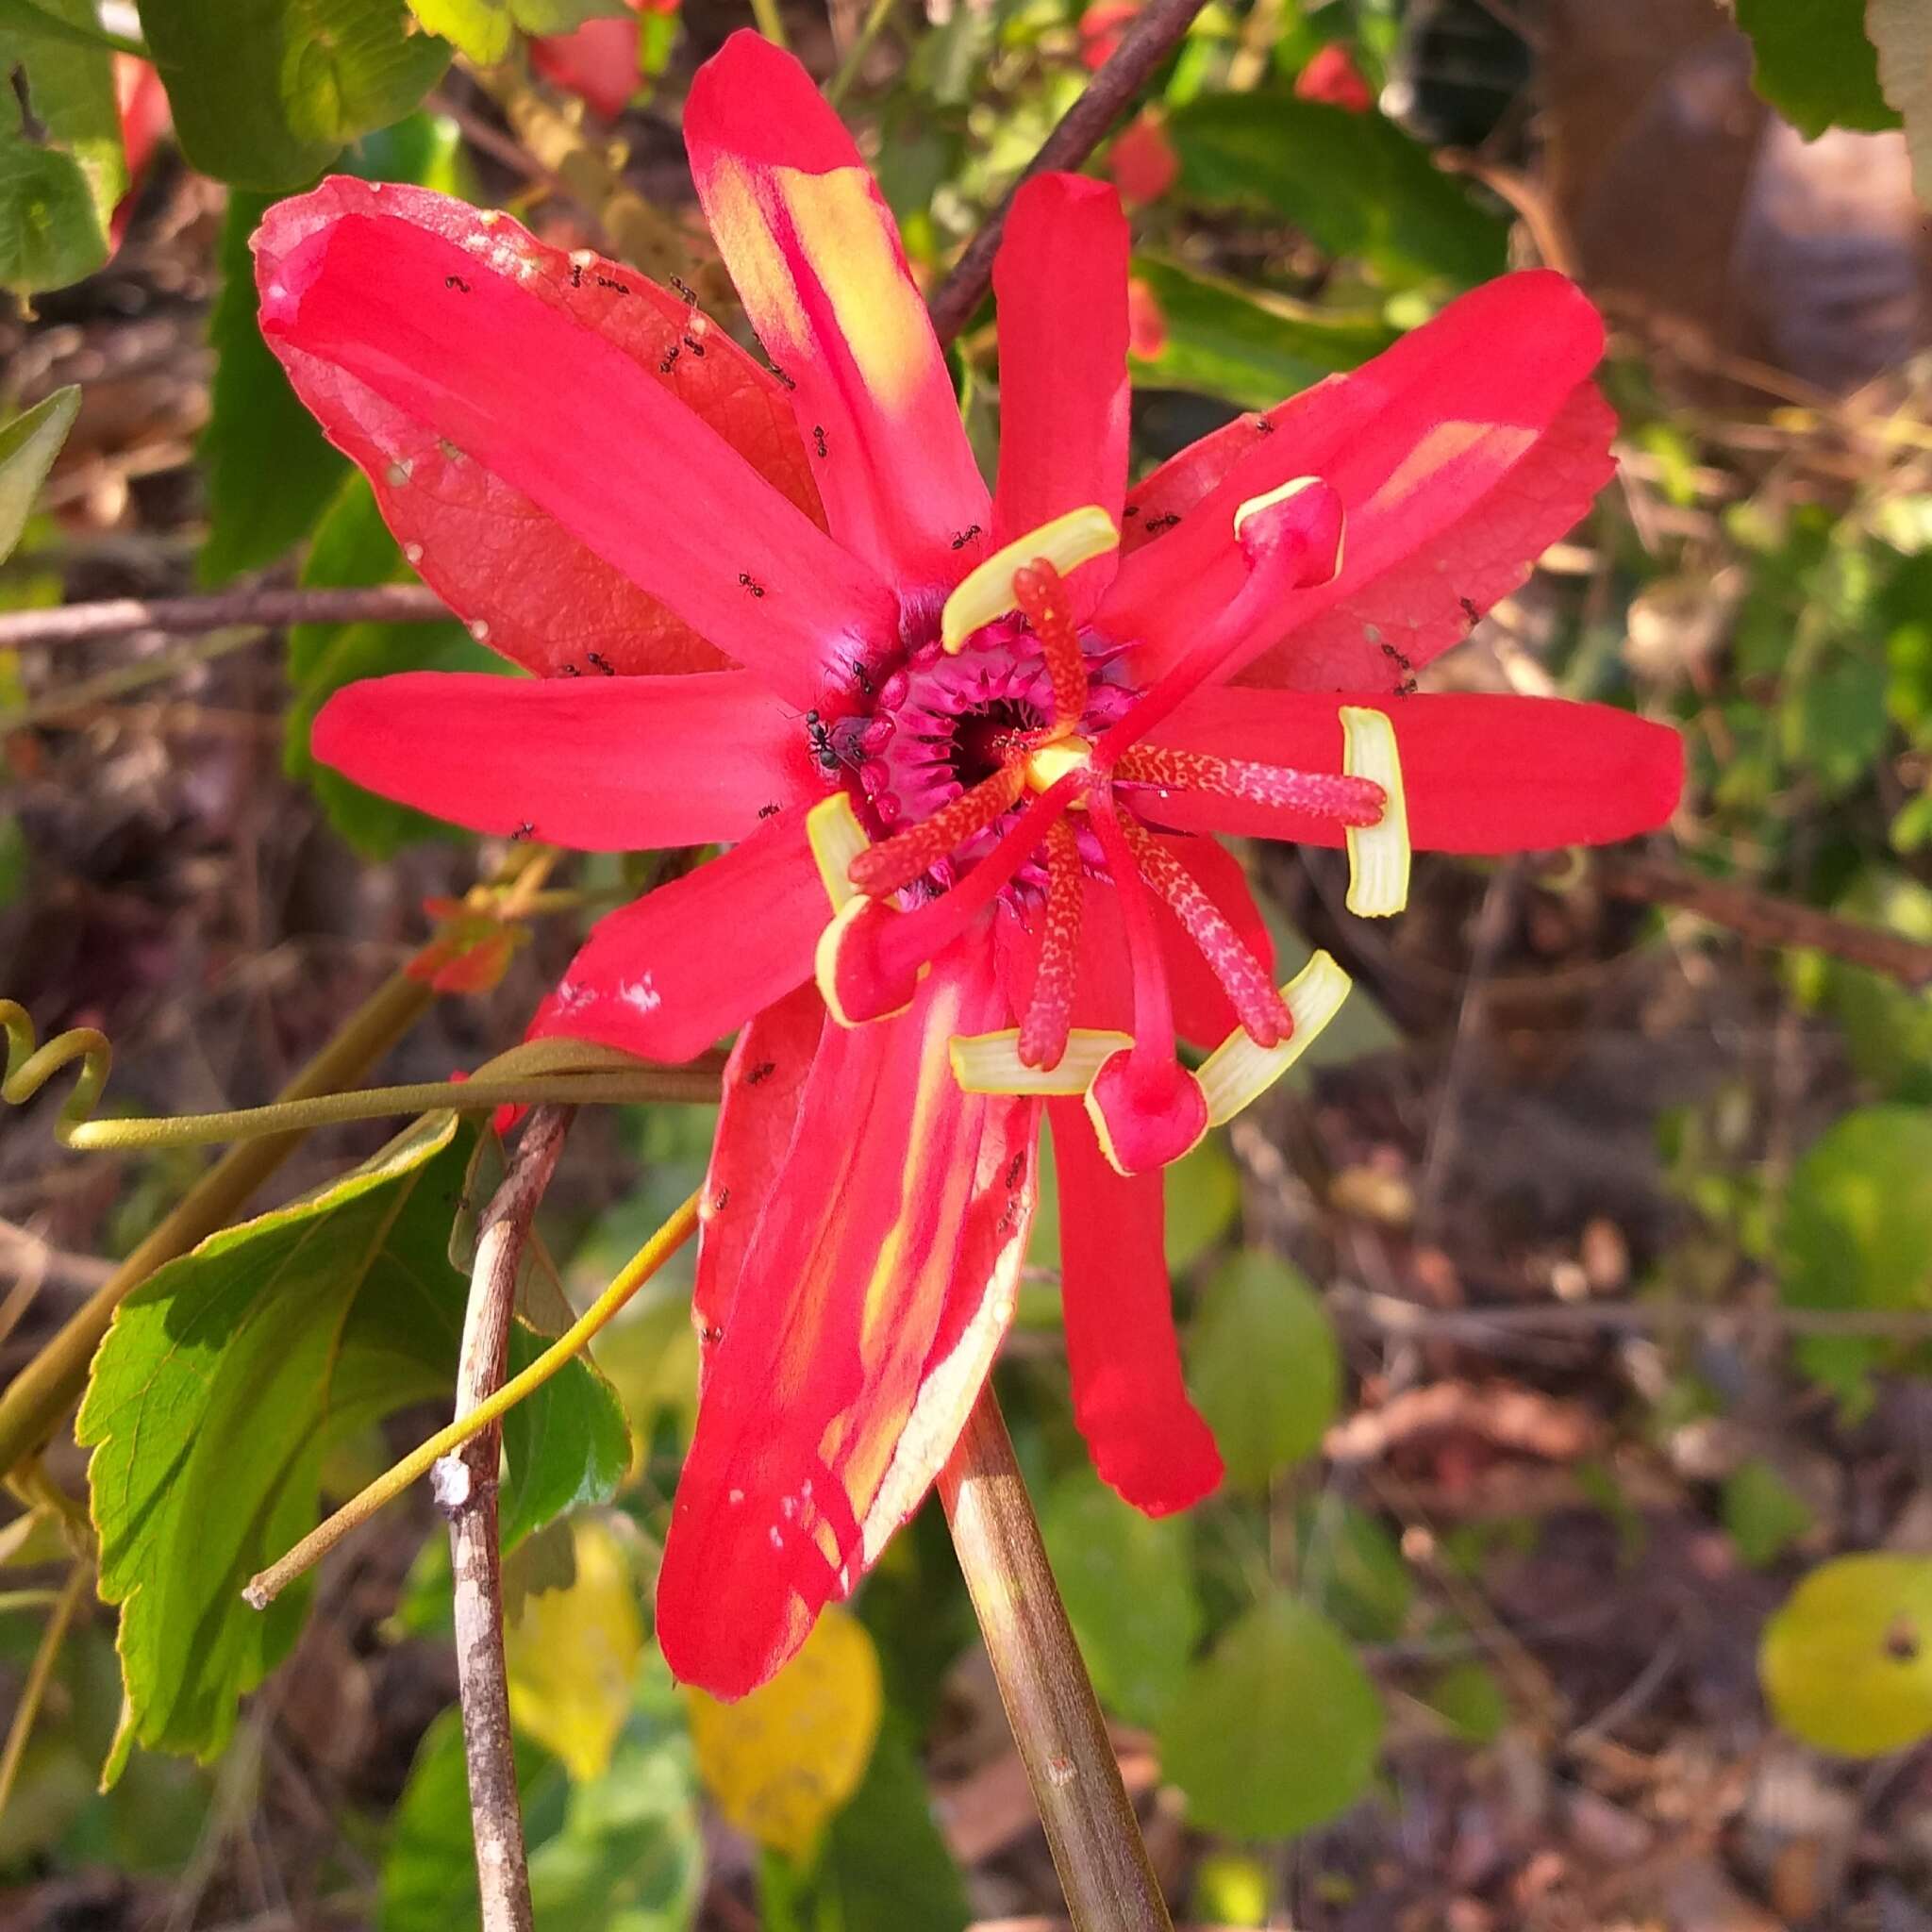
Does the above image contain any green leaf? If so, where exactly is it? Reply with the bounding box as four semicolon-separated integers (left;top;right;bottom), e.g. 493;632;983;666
1422;1659;1508;1745
1186;1250;1341;1491
0;387;79;565
1722;1458;1815;1568
759;1720;971;1932
77;1115;625;1774
381;1707;562;1932
1167;92;1507;288
1760;1553;1932;1757
198;112;463;583
1735;0;1899;138
1295;1497;1412;1643
1781;1105;1932;1407
1128;257;1395;412
285;471;509;857
404;0;623;64
1163;1130;1241;1273
525;1651;705;1931
142;0;451;191
1040;1467;1202;1726
1160;1594;1383;1839
1871;0;1932;205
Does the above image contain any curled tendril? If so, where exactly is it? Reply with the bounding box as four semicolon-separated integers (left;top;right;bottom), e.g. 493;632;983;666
1;1001;111;1144
0;997;721;1152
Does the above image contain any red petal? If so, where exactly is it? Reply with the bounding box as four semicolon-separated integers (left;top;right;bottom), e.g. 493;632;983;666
991;174;1130;616
686;32;990;591
530;12;640;120
1104;273;1612;687
1150;834;1276;1047
1138;689;1685;851
312;670;813;849
694;983;825;1391
1050;1100;1223;1513
527;814;824;1062
656;944;1035;1697
256;185;884;705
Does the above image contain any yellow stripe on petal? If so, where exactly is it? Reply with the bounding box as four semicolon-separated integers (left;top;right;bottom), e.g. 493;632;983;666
948;1027;1133;1095
941;506;1120;653
1341;705;1410;917
1196;950;1352;1127
807;792;870;911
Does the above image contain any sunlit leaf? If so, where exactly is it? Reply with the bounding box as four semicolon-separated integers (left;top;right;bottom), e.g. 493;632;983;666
1760;1553;1932;1757
1186;1249;1341;1491
1871;0;1932;205
405;0;625;65
1041;1467;1202;1726
687;1603;883;1859
1160;1593;1383;1838
505;1518;644;1781
142;0;450;190
0;387;79;565
1734;0;1899;138
78;1115;625;1775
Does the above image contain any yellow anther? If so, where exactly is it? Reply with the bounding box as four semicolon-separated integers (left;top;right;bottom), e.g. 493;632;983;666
1195;951;1352;1126
948;1028;1133;1095
1340;705;1409;917
806;793;869;912
1024;735;1091;801
940;506;1120;654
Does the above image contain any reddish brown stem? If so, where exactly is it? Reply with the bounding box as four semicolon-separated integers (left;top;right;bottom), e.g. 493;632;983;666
0;583;451;648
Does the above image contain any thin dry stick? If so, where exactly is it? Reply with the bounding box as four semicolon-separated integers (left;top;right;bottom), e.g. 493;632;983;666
0;1562;90;1819
438;1103;573;1932
940;1389;1174;1932
0;583;450;649
1588;851;1932;991
925;0;1212;344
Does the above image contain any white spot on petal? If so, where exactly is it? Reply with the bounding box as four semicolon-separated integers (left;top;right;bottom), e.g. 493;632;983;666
618;975;661;1015
404;541;424;564
727;1488;745;1505
386;459;412;487
469;619;491;642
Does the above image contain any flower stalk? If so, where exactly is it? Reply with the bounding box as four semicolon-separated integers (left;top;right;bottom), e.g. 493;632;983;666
940;1387;1174;1932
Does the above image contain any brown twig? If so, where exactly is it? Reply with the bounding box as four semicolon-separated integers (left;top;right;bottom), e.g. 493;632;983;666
1587;851;1932;991
940;1388;1174;1932
0;583;451;650
926;0;1211;344
436;1103;573;1932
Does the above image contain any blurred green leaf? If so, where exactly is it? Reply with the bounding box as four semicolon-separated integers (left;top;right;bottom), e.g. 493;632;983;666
199;113;463;583
1781;654;1889;800
1722;1458;1814;1568
285;472;508;857
1191;1851;1271;1928
1167;92;1506;288
1734;0;1899;138
1296;1497;1412;1643
142;0;450;190
1041;1467;1202;1726
759;1720;970;1932
1128;256;1393;412
1760;1553;1932;1757
526;1652;704;1931
78;1116;625;1775
381;1706;564;1932
1781;1105;1932;1408
1422;1659;1508;1745
1164;1131;1241;1274
1161;1593;1383;1838
406;0;624;65
1187;1250;1340;1491
0;387;79;565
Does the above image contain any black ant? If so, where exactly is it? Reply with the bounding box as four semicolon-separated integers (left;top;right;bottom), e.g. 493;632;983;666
596;273;630;294
510;820;535;841
682;331;706;358
1458;596;1481;626
1254;415;1275;436
444;275;470;292
805;708;840;774
660;345;680;375
739;572;766;599
950;524;982;550
568;261;584;289
1144;511;1181;534
758;801;781;819
1004;1151;1024;1191
849;658;874;697
586;651;615;675
770;363;796;391
813;425;827;458
671;274;697;304
712;1185;731;1212
745;1059;777;1086
558;662;581;676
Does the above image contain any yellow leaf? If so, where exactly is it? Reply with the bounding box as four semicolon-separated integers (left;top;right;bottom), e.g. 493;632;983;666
685;1604;883;1857
1759;1553;1932;1757
504;1518;644;1780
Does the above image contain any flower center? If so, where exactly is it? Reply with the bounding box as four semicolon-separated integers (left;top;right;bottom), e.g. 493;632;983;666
806;490;1413;1174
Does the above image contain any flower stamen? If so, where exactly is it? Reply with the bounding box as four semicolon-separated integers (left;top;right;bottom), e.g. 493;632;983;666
1114;745;1385;826
941;505;1119;653
1010;559;1090;738
847;762;1026;898
950;1026;1132;1095
1019;817;1084;1070
1195;951;1352;1125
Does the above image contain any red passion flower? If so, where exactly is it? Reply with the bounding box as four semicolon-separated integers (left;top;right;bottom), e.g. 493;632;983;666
255;30;1681;1697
